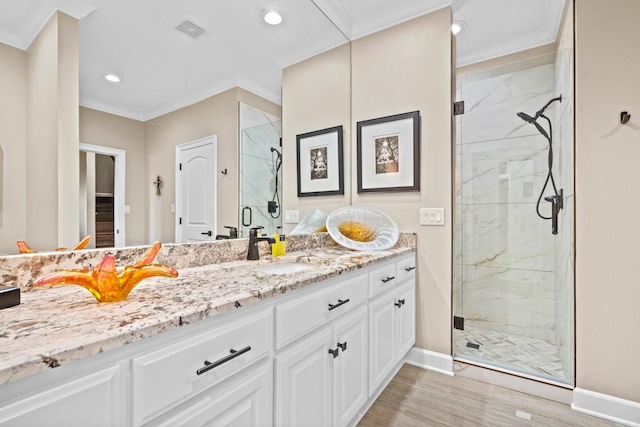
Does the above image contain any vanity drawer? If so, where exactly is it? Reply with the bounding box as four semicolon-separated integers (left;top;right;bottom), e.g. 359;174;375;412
131;308;272;425
275;272;367;349
368;261;397;298
396;253;417;284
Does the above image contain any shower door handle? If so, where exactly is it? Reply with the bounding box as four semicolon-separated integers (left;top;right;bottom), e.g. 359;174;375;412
242;207;252;227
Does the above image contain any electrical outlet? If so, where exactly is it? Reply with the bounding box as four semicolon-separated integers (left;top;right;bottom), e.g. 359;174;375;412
285;210;299;224
420;208;445;226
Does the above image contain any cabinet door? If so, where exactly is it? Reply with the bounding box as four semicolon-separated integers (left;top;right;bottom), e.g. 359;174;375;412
396;279;416;362
275;327;333;427
0;365;122;427
155;360;272;427
368;289;396;396
332;305;368;427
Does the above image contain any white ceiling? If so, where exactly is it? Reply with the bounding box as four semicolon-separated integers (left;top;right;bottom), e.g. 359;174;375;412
0;0;565;121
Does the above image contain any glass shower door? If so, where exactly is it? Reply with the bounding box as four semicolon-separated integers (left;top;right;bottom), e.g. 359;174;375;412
453;52;574;386
239;120;282;238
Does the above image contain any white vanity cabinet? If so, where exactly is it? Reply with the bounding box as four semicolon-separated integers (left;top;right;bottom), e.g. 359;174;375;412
131;307;272;426
152;359;272;427
0;364;124;427
368;255;416;395
0;250;416;427
274;272;369;427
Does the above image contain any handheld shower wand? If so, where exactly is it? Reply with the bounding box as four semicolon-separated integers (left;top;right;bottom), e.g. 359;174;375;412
517;95;563;235
269;147;282;219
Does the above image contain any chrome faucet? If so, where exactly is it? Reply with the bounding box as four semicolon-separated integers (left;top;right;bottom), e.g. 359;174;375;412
247;226;275;260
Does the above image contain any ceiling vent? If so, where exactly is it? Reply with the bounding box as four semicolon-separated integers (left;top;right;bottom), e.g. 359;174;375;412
176;20;205;38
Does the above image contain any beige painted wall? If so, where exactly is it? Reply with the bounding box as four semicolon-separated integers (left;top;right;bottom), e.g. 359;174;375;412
25;12;79;251
283;10;453;354
57;12;80;249
575;0;640;402
351;9;453;354
282;43;352;223
145;87;280;243
79;107;146;246
26;14;59;250
0;43;27;255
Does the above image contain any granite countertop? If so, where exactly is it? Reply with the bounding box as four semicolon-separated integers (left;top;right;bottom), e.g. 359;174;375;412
0;244;414;386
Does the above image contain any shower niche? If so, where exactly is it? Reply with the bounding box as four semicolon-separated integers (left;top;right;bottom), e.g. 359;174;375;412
453;50;575;386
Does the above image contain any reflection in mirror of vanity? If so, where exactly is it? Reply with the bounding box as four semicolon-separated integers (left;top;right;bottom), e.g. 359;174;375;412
0;0;349;255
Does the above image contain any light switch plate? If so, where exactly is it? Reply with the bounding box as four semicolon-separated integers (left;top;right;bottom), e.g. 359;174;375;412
285;210;300;224
420;208;445;226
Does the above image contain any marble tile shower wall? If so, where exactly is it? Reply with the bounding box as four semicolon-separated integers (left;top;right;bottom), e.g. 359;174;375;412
554;45;575;381
239;121;282;237
456;63;560;343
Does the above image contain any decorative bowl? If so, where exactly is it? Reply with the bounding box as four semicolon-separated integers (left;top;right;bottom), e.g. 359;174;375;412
326;206;399;251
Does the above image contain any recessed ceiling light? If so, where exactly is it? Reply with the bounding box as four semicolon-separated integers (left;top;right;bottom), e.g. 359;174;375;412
263;10;283;25
451;21;467;35
105;74;121;83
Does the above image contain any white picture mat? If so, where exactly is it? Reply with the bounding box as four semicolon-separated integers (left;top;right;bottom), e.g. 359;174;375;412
360;117;415;190
299;130;340;193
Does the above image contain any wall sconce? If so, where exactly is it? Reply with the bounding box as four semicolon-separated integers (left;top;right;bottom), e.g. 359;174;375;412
153;176;164;196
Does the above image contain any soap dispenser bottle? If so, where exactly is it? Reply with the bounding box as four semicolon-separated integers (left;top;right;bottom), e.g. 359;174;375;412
271;230;280;257
277;226;286;256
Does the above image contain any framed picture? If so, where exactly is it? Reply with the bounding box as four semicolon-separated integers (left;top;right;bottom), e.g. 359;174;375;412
357;111;420;193
296;125;344;197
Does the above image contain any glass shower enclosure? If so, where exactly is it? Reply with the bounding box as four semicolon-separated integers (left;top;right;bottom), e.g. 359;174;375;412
238;102;282;238
453;49;574;386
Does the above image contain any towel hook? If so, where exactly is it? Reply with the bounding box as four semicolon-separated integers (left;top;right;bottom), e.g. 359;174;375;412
620;111;631;125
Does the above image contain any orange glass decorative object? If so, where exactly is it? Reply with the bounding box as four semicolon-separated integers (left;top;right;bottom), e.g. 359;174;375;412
17;235;92;254
337;221;376;242
32;241;178;302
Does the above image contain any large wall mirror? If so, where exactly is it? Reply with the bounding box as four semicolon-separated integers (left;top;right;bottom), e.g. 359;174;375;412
0;0;350;255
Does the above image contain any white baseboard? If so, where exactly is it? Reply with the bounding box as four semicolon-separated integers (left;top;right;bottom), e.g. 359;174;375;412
572;388;640;427
404;347;454;376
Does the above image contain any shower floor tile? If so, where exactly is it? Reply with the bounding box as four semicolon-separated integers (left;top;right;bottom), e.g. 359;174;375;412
454;325;570;382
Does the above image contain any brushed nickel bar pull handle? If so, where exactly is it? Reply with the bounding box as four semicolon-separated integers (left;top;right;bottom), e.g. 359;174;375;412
328;299;350;311
404;266;416;271
381;276;395;283
197;346;251;375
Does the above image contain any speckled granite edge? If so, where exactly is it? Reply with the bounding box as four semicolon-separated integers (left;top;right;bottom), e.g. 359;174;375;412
0;233;415;293
0;240;415;385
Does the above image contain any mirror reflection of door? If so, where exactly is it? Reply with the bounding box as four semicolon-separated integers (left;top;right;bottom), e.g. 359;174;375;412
175;136;217;243
94;154;115;248
79;143;126;248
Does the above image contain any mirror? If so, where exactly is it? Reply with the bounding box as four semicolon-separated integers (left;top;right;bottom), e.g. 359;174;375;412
0;0;350;255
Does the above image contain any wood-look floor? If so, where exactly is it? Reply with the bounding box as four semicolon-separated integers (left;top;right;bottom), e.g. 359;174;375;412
358;364;620;427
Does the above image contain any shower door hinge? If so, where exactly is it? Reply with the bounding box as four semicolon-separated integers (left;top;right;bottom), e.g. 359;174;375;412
179;217;182;225
453;101;465;115
454;316;465;330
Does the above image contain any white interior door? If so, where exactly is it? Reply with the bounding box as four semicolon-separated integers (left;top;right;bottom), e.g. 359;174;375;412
176;136;217;243
79;143;126;248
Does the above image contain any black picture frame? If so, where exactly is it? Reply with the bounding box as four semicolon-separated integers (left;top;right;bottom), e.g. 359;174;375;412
357;111;420;193
296;125;344;197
